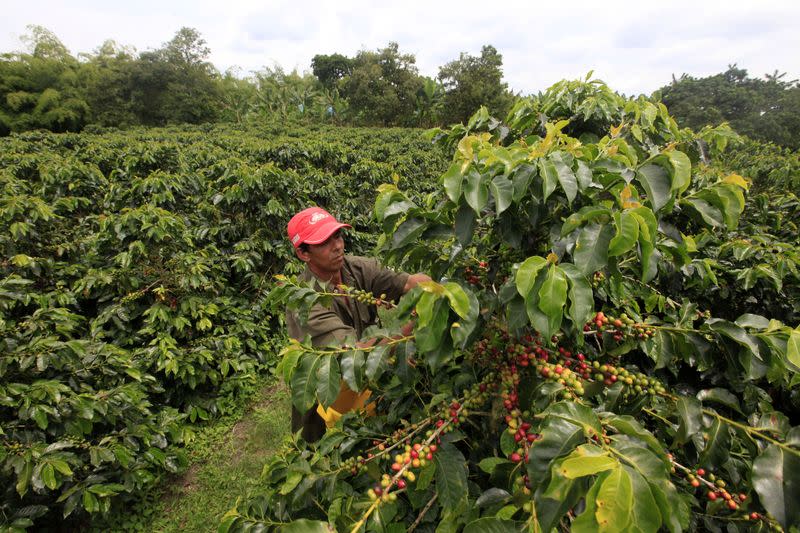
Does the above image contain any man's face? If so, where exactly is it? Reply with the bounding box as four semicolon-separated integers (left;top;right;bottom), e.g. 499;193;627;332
298;230;345;278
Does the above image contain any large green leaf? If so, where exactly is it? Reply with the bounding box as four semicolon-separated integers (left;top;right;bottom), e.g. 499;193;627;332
545;401;604;435
636;162;671;212
434;442;468;512
463;518;517;533
667;149;691;194
278;520;331;533
603;415;665;456
415;291;437;329
475;488;511;509
752;444;800;529
786;326;800;369
365;344;389;381
595;466;633;532
573;223;613;276
562;264;593;331
711;183;745;229
535;265;567;338
443;282;470;319
675;395;702;445
576;160;593;190
290;354;323;412
706;319;761;360
527;416;584;488
561;206;612;236
630;207;658;282
571;471;606;532
490;175;513;215
515;256;547;299
624;466;662;533
511;163;536;201
682;198;724;228
450;285;480;348
539;158;559;201
392;217;427;249
608;211;639;257
612;445;669;481
340;349;365;392
696;388;742;413
464;167;489;214
315;354;340;408
443;162;464;203
559;445;618;478
698;416;731;469
551;151;578;204
650;480;689;533
454;201;476;246
478;457;511;474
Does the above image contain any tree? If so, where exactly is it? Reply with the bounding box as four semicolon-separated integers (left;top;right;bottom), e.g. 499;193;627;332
657;65;800;150
0;26;89;134
311;53;354;91
127;27;222;126
344;43;423;126
413;76;445;127
79;40;138;127
251;65;320;121
217;68;259;124
438;44;513;125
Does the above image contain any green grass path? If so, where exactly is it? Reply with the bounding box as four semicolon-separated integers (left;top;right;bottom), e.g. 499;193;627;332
139;381;290;532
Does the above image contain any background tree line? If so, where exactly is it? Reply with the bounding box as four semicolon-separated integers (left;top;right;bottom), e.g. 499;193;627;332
1;26;799;150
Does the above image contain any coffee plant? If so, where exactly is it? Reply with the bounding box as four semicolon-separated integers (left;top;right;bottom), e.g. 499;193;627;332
223;77;800;532
0;122;448;529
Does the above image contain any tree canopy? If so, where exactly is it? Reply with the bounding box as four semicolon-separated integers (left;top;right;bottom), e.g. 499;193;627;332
438;44;513;125
657;65;800;150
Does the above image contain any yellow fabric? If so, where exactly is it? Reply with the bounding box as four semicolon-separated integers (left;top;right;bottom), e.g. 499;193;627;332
316;381;376;428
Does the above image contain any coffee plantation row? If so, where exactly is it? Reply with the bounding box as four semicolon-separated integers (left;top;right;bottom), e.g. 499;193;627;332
221;78;799;532
0;122;448;529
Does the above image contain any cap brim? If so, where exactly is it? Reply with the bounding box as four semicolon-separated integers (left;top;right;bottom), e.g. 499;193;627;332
302;222;352;245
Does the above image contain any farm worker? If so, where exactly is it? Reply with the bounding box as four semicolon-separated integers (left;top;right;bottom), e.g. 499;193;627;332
285;207;431;442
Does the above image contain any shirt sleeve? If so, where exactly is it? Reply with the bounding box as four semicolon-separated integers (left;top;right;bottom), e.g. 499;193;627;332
353;256;409;303
287;304;357;348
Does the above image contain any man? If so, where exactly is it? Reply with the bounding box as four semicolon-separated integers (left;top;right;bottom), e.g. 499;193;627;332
285;207;431;442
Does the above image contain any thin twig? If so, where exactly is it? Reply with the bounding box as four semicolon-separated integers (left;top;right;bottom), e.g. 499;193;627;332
408;493;438;533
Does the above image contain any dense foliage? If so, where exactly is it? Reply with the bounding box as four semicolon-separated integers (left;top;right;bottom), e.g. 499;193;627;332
0;122;448;529
657;65;800;150
222;76;800;532
1;27;513;133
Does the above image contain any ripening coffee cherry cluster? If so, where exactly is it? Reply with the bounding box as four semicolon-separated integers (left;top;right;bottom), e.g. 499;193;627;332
584;311;656;342
463;259;489;286
340;455;367;476
363;378;493;507
591;270;605;288
586;360;667;396
678;465;764;518
335;284;389;307
367;441;439;502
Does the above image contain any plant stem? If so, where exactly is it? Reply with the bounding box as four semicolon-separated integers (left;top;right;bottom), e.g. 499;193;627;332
407;493;437;532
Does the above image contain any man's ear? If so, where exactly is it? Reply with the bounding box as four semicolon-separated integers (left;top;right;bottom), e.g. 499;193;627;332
295;247;310;262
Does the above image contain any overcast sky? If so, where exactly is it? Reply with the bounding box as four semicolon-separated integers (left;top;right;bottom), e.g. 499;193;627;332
3;0;799;96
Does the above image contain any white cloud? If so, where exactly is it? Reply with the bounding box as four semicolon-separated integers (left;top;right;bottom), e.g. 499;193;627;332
3;0;799;95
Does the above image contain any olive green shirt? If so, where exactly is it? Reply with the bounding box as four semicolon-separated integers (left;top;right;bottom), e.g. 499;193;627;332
286;255;409;346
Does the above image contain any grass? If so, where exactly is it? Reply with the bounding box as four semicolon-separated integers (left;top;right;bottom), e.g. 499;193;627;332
95;376;291;532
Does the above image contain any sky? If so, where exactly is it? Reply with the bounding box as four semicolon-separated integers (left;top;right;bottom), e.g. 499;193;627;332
3;0;799;97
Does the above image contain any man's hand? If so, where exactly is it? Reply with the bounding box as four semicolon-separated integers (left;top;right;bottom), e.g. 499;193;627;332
403;273;432;294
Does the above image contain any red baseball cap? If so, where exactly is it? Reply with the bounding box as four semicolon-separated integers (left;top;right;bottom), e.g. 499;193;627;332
287;207;351;249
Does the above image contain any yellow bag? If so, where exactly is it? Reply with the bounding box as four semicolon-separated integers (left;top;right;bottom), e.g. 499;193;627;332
316;381;376;428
